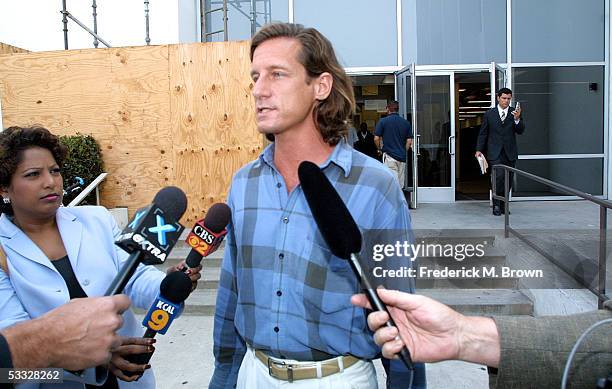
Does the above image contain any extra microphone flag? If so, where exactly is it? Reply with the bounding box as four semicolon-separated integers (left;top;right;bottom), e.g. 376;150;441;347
106;186;187;296
115;187;186;265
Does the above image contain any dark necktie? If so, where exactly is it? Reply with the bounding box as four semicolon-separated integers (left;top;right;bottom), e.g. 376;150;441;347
501;111;506;121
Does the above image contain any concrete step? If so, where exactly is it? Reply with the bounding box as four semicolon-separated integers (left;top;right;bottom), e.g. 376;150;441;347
414;235;497;247
135;287;532;317
162;255;508;271
420;289;533;316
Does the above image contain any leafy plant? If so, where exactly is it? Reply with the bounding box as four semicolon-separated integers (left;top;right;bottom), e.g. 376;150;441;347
59;133;104;205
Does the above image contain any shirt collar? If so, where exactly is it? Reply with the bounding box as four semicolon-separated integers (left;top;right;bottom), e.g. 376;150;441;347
258;138;353;178
497;105;509;114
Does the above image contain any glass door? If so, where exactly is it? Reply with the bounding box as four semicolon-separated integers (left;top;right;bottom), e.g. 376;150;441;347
414;72;455;202
395;64;418;208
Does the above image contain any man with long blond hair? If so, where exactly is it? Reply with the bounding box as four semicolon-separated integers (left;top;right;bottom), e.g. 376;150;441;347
210;23;424;388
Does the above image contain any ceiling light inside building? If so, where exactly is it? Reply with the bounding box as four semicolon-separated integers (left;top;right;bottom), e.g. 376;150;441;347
382;75;395;84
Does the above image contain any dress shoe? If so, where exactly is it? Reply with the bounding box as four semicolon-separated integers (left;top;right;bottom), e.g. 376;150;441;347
493;206;501;216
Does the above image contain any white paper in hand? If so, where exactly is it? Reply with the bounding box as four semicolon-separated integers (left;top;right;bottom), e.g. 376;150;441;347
477;155;488;174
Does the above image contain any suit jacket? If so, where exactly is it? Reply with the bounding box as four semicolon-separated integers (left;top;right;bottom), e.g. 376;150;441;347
476;106;525;161
354;130;379;160
0;206;164;389
490;300;612;388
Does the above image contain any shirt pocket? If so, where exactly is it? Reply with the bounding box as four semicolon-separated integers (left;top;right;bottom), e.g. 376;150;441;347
307;236;354;274
297;237;358;315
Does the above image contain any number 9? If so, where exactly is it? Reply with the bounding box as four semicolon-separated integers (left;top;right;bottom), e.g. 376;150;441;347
148;309;169;331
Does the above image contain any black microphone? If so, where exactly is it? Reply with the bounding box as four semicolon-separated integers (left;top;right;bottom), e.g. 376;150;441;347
63;176;85;195
181;203;231;271
123;271;193;376
105;186;187;296
298;161;415;370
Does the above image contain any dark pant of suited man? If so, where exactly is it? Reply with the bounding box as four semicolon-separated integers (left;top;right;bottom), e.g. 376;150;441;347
490;149;515;213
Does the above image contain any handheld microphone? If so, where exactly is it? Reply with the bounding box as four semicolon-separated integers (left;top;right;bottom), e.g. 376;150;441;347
298;161;415;370
181;203;231;271
105;186;187;296
123;271;192;376
63;176;85;195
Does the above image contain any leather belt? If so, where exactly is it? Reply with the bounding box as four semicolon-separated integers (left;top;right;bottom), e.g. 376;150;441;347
254;350;359;382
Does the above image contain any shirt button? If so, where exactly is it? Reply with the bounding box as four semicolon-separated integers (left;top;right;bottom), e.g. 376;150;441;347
274;326;280;333
278;253;284;259
282;217;289;223
276;183;282;188
82;279;90;286
276;290;282;296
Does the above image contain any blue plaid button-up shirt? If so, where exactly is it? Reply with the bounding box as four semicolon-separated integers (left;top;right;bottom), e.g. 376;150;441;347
210;139;417;387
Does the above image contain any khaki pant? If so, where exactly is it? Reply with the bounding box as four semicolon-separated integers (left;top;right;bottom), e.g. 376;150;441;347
383;153;406;188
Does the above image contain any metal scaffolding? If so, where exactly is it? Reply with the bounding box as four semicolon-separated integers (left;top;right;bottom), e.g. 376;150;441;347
60;1;154;49
201;0;271;42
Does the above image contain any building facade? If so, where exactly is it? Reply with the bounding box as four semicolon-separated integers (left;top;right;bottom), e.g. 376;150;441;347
181;0;610;205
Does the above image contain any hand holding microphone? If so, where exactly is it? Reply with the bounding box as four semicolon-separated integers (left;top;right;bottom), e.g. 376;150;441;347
298;161;415;371
117;271;193;380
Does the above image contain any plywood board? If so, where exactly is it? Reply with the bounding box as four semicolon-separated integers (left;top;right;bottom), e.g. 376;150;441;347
0;42;28;55
169;41;261;224
0;42;261;223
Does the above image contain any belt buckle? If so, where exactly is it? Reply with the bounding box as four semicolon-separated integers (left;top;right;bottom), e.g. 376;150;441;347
266;357;294;383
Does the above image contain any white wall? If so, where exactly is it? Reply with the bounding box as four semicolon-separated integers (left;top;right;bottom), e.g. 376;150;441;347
0;0;179;51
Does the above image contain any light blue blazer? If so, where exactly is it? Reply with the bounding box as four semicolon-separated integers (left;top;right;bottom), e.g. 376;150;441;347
0;206;166;389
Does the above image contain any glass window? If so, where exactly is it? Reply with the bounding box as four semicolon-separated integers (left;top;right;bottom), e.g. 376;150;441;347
412;0;506;65
294;0;398;67
514;158;603;196
512;0;604;62
513;66;604;155
205;0;289;42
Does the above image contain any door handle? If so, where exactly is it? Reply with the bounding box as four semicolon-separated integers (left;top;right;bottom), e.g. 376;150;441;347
416;134;421;156
448;135;455;155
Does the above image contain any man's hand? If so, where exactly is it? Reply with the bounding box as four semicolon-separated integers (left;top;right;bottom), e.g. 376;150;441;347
3;295;131;370
351;289;500;367
109;337;155;381
374;135;382;151
406;138;414;150
475;151;484;159
512;106;522;120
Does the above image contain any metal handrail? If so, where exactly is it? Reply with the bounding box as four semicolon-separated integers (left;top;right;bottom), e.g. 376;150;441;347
492;164;609;308
67;173;108;207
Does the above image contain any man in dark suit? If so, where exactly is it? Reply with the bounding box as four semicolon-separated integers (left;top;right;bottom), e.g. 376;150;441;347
475;87;525;216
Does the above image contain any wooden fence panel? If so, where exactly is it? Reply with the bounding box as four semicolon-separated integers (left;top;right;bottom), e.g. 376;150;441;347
169;42;261;224
0;41;260;222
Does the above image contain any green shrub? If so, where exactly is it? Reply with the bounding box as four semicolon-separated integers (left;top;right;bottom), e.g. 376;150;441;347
59;133;104;205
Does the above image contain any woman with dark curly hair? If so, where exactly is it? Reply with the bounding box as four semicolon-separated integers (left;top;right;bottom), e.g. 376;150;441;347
0;126;201;389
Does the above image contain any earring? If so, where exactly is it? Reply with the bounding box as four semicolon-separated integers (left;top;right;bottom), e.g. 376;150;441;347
2;197;9;204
